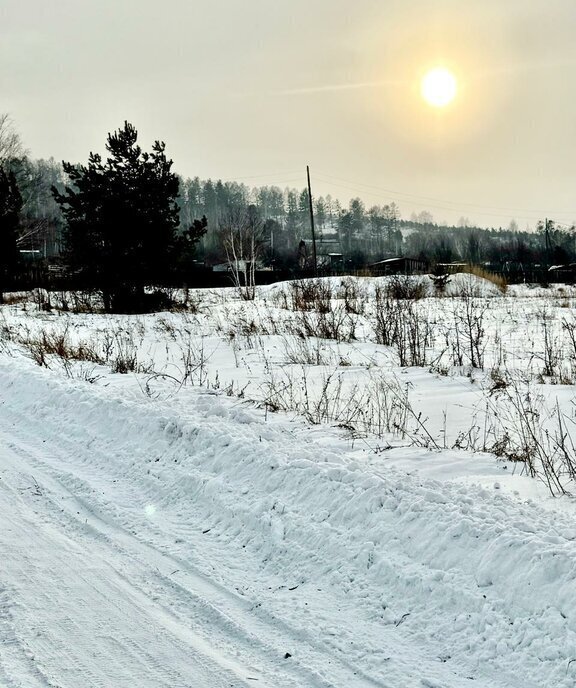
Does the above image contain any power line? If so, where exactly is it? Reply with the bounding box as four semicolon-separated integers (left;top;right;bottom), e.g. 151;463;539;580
313;169;576;219
312;174;541;221
186;174;307;189
210;168;304;182
179;165;576;227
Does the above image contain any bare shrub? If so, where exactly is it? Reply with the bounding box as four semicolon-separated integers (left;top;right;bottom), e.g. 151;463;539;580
488;366;509;394
374;287;396;347
269;287;290;311
484;379;576;496
69;291;101;313
184;289;203;314
289;279;333;313
260;366;441;447
62;360;103;384
562;317;576;380
44;290;101;314
24;337;49;367
31;289;52;311
339;277;367;314
2;292;31;306
538;310;561;379
178;336;211;386
282;337;332;366
261;367;414;439
155;316;178;340
374;288;432;366
110;333;139;373
385;275;428;300
452;294;487;369
439;321;464;369
223;306;276;348
0;313;14;342
431;273;450;295
289;307;356;342
19;325;105;368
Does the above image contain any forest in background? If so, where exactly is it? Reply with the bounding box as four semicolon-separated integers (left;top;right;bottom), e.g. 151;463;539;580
11;157;576;269
2;115;576;288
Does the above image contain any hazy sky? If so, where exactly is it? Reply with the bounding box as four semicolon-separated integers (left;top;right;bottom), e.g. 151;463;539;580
3;0;576;228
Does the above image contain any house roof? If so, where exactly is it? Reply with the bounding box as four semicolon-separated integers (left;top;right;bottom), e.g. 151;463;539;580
369;256;426;266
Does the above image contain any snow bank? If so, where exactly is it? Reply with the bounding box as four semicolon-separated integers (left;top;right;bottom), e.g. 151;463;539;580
260;272;504;299
1;355;575;687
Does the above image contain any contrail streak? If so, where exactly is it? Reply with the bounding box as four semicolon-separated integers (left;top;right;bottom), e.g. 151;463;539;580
276;57;576;96
274;79;402;96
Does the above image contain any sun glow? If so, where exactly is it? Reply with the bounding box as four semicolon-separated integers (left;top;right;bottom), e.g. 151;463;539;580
421;68;457;107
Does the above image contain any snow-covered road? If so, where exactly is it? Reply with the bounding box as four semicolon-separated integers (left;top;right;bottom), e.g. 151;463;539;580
0;356;575;687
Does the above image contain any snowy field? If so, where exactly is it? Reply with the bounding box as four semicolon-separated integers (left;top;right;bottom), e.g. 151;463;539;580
1;274;576;687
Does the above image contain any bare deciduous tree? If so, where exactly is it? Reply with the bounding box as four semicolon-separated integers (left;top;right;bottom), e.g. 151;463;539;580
219;206;265;300
0;114;24;166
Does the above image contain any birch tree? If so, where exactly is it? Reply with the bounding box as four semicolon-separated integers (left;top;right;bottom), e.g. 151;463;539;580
219;206;265;300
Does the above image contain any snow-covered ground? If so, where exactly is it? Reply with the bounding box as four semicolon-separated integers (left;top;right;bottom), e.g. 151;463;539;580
1;275;576;687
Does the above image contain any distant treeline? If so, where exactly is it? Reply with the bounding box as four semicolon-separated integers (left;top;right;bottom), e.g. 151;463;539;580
1;116;575;309
9;159;575;269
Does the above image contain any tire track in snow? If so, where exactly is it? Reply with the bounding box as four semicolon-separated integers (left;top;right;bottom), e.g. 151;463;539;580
0;427;391;687
0;462;256;687
0;359;572;686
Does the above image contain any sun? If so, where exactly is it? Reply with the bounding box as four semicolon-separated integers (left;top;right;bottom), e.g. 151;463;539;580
421;68;457;108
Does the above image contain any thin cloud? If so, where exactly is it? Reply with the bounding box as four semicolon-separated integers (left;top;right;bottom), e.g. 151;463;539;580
274;79;402;96
470;57;576;80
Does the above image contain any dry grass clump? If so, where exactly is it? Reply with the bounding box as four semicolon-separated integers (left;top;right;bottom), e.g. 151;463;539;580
338;277;368;314
464;265;508;294
19;327;105;368
289;308;357;343
374;287;432;366
1;292;31;306
385;275;428;300
289;279;333;313
14;322;150;376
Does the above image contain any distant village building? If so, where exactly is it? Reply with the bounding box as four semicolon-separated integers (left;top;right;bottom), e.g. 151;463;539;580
548;263;576;282
368;257;429;275
318;253;343;270
435;262;468;274
212;259;271;273
301;238;344;271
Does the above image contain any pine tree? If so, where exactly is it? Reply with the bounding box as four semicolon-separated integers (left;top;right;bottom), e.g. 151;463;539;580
53;122;196;311
0;167;22;302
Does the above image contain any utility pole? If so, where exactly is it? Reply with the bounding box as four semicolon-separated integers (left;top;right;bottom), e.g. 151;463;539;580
307;165;318;275
544;217;552;267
